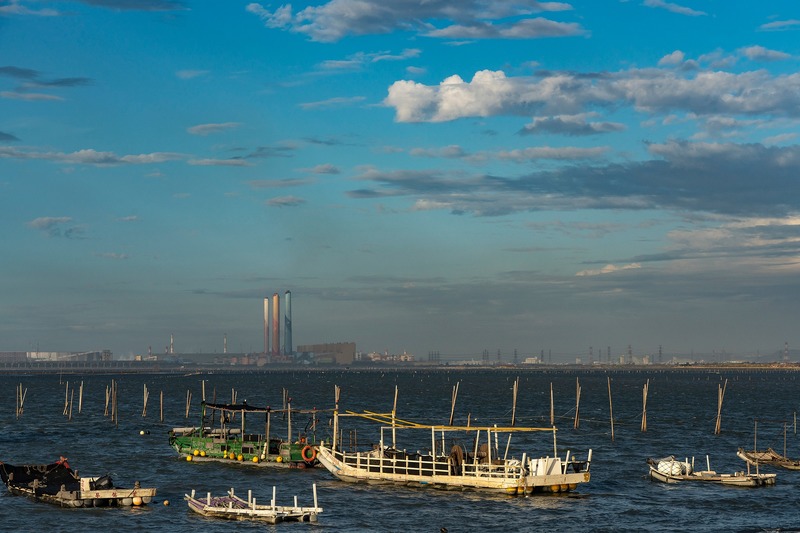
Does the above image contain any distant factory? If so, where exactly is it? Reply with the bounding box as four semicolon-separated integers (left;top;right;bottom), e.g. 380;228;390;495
263;290;294;360
149;290;356;367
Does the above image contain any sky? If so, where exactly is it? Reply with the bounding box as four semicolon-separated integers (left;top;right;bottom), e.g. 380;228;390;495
2;1;800;362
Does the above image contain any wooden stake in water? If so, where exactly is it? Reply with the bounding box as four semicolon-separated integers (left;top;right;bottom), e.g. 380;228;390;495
641;379;649;432
78;381;83;414
160;390;164;423
608;376;615;441
391;385;398;448
16;383;26;419
142;383;149;417
63;381;69;416
104;385;110;417
550;383;554;426
574;377;581;429
449;382;459;426
185;389;192;419
714;379;728;435
511;377;519;427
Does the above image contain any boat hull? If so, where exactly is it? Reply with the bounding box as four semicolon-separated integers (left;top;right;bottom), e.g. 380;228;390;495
648;465;776;487
169;429;318;468
737;448;800;471
185;489;321;523
316;444;590;495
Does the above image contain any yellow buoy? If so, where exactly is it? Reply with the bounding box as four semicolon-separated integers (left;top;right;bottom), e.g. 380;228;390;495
200;450;206;457
163;500;170;506
186;455;193;462
193;449;200;456
276;456;283;463
132;496;143;506
252;456;259;463
237;454;243;461
229;452;235;460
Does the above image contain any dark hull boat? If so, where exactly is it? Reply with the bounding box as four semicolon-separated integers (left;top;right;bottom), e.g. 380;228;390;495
0;458;156;507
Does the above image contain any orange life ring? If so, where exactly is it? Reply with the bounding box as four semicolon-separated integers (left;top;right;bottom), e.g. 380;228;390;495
301;445;317;462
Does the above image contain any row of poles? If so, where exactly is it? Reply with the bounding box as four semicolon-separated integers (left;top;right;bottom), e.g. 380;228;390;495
450;376;727;441
7;376;771;442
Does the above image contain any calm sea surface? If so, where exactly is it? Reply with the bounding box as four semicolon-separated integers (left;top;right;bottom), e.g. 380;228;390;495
2;368;800;532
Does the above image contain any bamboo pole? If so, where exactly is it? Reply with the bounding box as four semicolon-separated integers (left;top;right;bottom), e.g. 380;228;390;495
550;383;554;426
63;381;69;416
142;383;149;417
608;376;615;441
68;388;74;421
111;379;118;427
641;379;649;432
511;377;519;427
104;385;110;416
573;377;581;429
714;379;727;435
78;381;83;414
392;385;398;448
16;383;26;418
185;389;192;418
449;382;459;426
160;390;164;423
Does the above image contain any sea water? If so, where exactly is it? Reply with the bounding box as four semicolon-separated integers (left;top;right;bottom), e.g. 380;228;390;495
1;368;799;532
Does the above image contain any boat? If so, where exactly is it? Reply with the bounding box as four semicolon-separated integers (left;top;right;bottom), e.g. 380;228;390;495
0;457;157;507
647;455;776;486
185;484;322;523
169;400;323;468
315;408;592;495
737;448;800;470
737;420;800;470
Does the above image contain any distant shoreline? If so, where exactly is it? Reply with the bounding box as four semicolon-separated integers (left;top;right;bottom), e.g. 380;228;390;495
1;360;799;375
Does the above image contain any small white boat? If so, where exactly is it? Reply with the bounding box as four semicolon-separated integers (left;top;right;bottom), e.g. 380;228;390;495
647;455;776;487
184;484;322;523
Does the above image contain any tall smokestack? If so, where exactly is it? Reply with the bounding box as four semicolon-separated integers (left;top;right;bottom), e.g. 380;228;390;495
224;333;227;354
284;290;292;356
170;334;174;354
264;296;269;355
272;292;280;355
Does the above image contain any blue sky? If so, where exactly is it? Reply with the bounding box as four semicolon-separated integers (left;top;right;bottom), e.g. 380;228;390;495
2;0;800;361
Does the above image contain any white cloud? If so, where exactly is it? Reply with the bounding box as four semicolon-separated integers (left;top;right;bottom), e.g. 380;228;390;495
384;67;800;123
575;263;642;276
246;0;584;42
0;0;58;16
267;195;306;207
187;158;250;166
1;91;63;101
176;70;209;79
738;45;791;62
643;0;706;17
658;50;685;66
758;19;800;32
187;122;242;135
0;147;183;165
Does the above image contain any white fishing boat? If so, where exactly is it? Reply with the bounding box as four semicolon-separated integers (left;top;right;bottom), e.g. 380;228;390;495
647;455;776;487
316;408;592;495
737;420;800;471
185;484;322;523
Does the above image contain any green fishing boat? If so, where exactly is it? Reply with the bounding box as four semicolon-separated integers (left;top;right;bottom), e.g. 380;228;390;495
169;401;323;468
